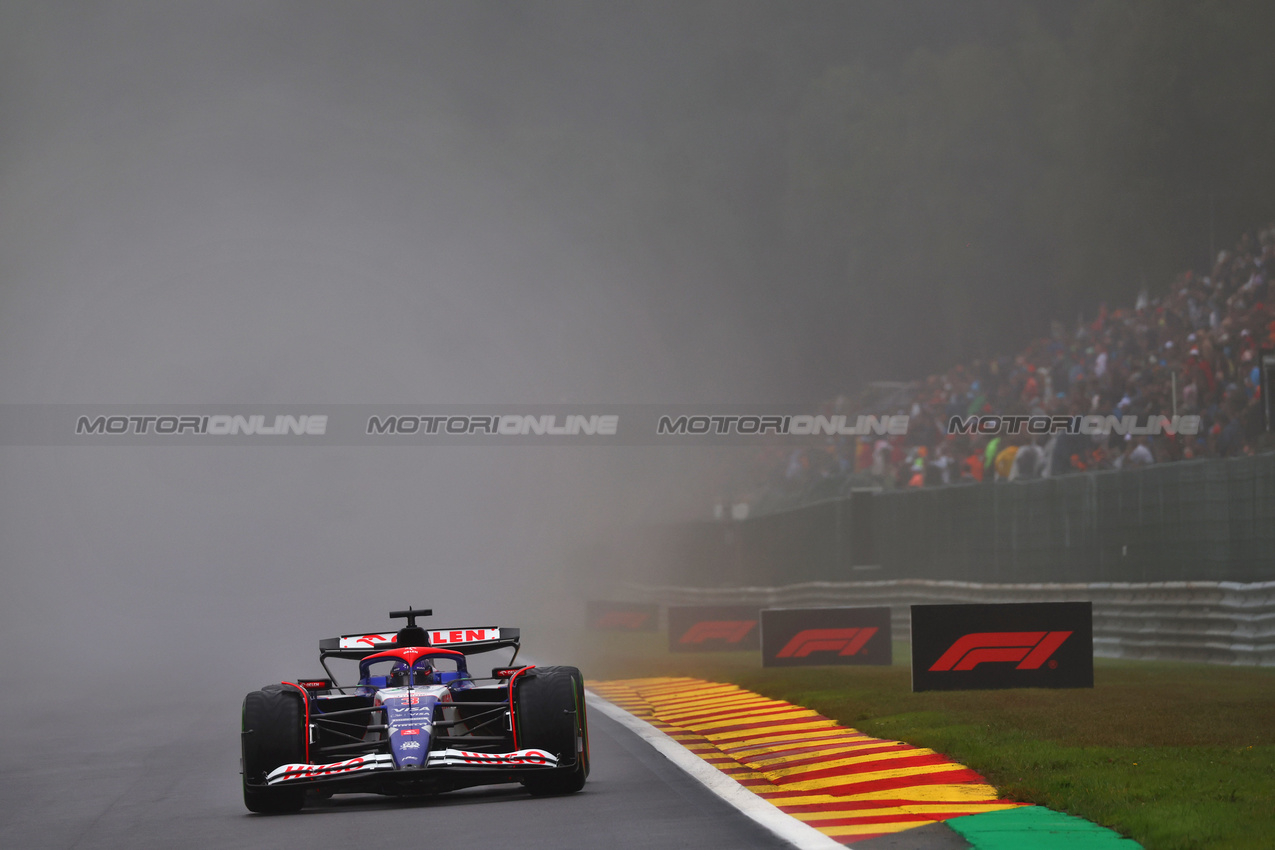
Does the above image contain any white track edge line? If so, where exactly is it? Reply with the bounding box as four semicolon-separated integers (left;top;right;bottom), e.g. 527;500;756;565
586;689;849;850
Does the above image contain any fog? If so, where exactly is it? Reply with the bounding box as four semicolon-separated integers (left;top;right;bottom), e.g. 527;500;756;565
4;1;1274;728
0;3;776;707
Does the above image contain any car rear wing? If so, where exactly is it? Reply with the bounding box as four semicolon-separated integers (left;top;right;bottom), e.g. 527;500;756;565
319;627;521;660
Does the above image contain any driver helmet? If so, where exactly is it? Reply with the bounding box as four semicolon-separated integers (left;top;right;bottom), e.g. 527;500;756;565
389;660;433;687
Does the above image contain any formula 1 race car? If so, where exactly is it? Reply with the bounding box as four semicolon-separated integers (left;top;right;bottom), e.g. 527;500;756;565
240;608;589;813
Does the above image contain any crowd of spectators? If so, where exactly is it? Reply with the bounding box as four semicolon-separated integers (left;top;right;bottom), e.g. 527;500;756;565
722;223;1275;517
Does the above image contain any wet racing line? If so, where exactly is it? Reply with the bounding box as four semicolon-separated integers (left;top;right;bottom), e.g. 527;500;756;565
0;693;793;850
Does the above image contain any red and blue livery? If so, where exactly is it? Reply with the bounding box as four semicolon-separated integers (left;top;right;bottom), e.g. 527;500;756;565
240;607;589;813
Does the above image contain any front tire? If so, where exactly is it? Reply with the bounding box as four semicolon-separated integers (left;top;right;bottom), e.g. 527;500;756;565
241;684;307;813
515;666;589;796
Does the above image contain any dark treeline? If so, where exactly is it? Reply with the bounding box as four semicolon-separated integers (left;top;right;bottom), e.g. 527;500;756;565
402;1;1275;397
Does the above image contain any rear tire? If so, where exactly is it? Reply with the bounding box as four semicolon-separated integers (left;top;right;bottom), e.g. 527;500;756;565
515;666;589;796
241;684;308;813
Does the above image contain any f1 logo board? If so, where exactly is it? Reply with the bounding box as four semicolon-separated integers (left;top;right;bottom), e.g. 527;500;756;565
586;601;659;632
910;602;1093;691
761;607;892;667
668;606;760;652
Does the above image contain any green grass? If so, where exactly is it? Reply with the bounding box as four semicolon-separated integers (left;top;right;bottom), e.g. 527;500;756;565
578;632;1275;850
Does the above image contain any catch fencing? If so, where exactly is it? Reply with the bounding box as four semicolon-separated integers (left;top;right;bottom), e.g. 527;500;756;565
653;454;1275;587
618;579;1275;666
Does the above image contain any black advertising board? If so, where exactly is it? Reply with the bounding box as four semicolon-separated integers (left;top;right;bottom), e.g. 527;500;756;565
586;601;659;631
761;607;892;667
910;602;1093;691
667;605;760;652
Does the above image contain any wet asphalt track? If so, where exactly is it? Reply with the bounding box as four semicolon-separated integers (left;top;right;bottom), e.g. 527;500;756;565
0;693;795;850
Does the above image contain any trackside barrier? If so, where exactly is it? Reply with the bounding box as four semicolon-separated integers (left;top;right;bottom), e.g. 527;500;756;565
647;454;1275;587
617;580;1275;667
